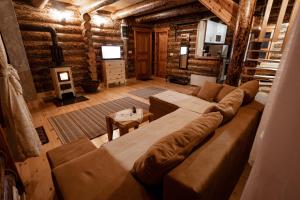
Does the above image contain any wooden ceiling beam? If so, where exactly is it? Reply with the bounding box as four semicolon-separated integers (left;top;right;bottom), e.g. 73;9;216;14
81;0;119;14
111;0;169;20
198;0;238;30
31;0;50;9
135;4;207;23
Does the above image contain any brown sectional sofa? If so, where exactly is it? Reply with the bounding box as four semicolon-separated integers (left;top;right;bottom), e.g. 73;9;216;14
47;90;264;200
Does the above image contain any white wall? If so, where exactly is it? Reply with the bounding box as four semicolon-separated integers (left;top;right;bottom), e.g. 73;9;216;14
241;11;300;200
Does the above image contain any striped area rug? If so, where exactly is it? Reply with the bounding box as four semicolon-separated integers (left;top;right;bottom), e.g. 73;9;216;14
129;87;166;99
48;97;149;144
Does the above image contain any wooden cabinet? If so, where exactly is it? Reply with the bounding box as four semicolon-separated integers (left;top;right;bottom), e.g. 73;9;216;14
102;60;126;88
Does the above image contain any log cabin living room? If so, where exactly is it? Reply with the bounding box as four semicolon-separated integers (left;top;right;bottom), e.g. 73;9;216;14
0;0;299;199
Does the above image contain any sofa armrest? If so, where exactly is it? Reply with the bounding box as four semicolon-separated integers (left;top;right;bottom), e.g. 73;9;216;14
164;107;261;200
149;96;179;121
52;148;152;200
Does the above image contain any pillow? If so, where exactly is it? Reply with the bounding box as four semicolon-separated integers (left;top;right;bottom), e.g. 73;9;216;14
191;86;202;96
239;80;259;105
215;84;236;102
205;88;244;124
197;81;223;102
131;112;223;186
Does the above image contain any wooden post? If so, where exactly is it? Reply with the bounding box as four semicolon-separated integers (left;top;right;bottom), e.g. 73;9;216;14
135;4;206;23
82;13;98;81
225;0;257;86
31;0;49;9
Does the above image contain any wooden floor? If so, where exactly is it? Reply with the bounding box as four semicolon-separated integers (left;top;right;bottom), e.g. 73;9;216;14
18;78;249;200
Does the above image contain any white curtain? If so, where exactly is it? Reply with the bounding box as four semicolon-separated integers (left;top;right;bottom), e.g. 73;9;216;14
0;34;41;162
241;11;300;199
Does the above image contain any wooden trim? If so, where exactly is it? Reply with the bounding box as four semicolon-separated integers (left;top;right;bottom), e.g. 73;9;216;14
258;0;274;41
282;0;299;50
153;27;169;32
272;0;289;42
0;126;25;194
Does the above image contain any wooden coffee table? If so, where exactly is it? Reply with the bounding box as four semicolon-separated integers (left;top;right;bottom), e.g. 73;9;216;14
106;109;153;141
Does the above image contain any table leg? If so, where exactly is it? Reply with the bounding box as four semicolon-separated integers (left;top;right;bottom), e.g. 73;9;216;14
106;116;113;141
119;127;129;136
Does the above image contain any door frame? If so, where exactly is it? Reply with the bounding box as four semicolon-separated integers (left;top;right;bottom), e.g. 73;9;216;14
133;27;153;79
154;27;169;77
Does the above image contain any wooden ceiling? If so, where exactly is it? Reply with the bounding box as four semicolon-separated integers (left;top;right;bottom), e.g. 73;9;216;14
47;0;295;27
55;0;145;11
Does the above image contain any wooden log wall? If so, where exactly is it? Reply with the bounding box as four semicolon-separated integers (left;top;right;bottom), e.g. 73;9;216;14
89;14;124;80
166;23;223;78
13;1;89;92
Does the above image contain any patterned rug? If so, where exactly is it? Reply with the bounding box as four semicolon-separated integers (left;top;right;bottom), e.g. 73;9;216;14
129;87;166;99
48;97;149;144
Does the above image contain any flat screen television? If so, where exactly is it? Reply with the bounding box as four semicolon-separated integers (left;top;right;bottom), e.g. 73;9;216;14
101;46;121;60
57;71;70;82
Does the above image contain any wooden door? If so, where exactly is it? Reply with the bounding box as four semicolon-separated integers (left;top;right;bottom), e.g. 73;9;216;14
155;28;169;78
134;28;152;80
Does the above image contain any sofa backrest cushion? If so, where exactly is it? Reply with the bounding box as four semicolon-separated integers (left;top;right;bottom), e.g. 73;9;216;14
239;80;259;105
197;81;223;102
205;88;244;124
215;84;236;102
131;112;223;186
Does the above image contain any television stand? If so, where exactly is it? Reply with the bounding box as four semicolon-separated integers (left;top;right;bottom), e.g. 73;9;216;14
102;60;126;88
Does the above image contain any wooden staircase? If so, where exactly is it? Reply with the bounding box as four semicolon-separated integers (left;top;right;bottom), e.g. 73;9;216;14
241;0;298;92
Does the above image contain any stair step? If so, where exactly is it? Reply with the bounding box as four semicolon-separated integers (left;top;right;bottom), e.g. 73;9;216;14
246;58;281;63
248;49;282;53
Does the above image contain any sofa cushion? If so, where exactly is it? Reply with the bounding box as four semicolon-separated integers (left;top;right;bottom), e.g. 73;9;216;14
46;138;96;169
152;90;215;114
215;84;236;102
131;112;223;186
205;89;244;124
239;80;259;105
197;81;223;102
191;86;202;96
52;148;153;200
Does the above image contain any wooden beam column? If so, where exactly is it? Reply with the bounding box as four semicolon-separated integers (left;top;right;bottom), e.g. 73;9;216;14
225;0;257;86
199;0;238;30
0;0;37;100
81;0;119;14
111;0;168;20
135;4;206;23
82;13;97;81
31;0;49;9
